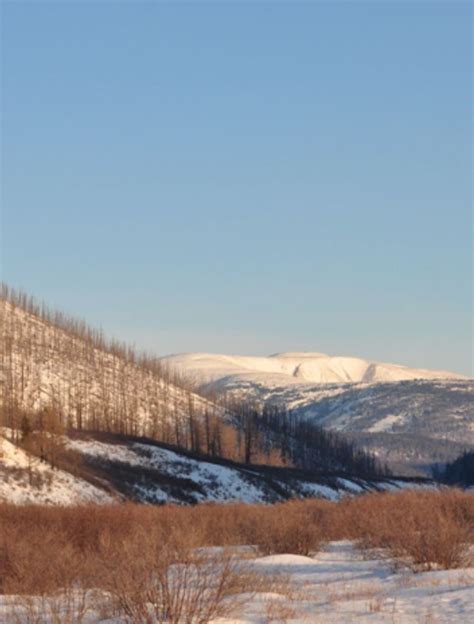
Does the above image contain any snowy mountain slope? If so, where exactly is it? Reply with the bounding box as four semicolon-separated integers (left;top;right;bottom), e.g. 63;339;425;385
160;353;473;474
0;430;431;506
0;297;220;438
292;380;473;438
160;352;465;387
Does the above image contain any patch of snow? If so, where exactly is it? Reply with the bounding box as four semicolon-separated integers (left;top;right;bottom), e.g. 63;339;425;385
368;413;407;433
297;482;341;501
337;478;366;493
227;541;474;623
0;435;113;505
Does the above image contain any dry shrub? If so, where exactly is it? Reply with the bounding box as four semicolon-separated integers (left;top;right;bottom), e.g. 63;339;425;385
341;489;474;571
384;497;472;571
0;518;95;622
193;499;331;557
254;501;326;556
97;525;250;623
263;596;299;623
0;486;472;621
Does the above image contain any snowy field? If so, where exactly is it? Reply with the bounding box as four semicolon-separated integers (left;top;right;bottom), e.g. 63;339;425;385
1;542;472;623
237;542;474;623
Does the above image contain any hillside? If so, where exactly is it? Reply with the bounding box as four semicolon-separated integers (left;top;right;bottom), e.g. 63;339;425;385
0;290;220;445
160;353;473;474
0;429;429;506
0;286;391;496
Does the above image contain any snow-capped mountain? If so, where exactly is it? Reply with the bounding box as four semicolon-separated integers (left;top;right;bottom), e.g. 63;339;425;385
159;352;465;387
160;352;473;474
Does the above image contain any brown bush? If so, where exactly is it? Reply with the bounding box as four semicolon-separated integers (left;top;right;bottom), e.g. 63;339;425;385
331;489;474;571
0;486;472;620
253;501;326;556
99;533;249;623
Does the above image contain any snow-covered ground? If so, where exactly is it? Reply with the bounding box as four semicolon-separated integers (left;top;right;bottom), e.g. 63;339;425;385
228;541;474;623
68;437;268;504
1;542;472;623
69;437;435;504
67;437;376;504
0;432;429;506
0;435;113;505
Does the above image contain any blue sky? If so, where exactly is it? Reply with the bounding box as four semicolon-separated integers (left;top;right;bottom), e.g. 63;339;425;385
1;1;472;374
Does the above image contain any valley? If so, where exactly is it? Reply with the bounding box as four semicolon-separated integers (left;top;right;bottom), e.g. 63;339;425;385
161;353;473;475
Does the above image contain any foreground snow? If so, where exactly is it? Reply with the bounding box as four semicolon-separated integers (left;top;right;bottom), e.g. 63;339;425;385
232;542;474;623
1;542;472;623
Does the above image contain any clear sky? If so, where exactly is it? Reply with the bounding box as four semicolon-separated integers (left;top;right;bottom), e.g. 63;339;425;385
1;1;472;375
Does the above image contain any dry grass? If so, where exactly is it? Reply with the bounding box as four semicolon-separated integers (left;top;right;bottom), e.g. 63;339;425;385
249;500;327;556
0;489;472;621
334;489;474;571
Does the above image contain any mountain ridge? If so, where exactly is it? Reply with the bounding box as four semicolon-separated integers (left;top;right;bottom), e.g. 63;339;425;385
160;351;466;386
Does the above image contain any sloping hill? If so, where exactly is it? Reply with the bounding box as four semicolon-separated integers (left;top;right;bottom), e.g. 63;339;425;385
0;293;218;442
0;429;429;506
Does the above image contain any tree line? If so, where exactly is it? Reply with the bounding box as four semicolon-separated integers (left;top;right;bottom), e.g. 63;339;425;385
433;451;474;487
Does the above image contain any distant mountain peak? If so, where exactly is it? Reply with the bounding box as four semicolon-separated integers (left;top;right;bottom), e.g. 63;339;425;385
160;352;466;387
